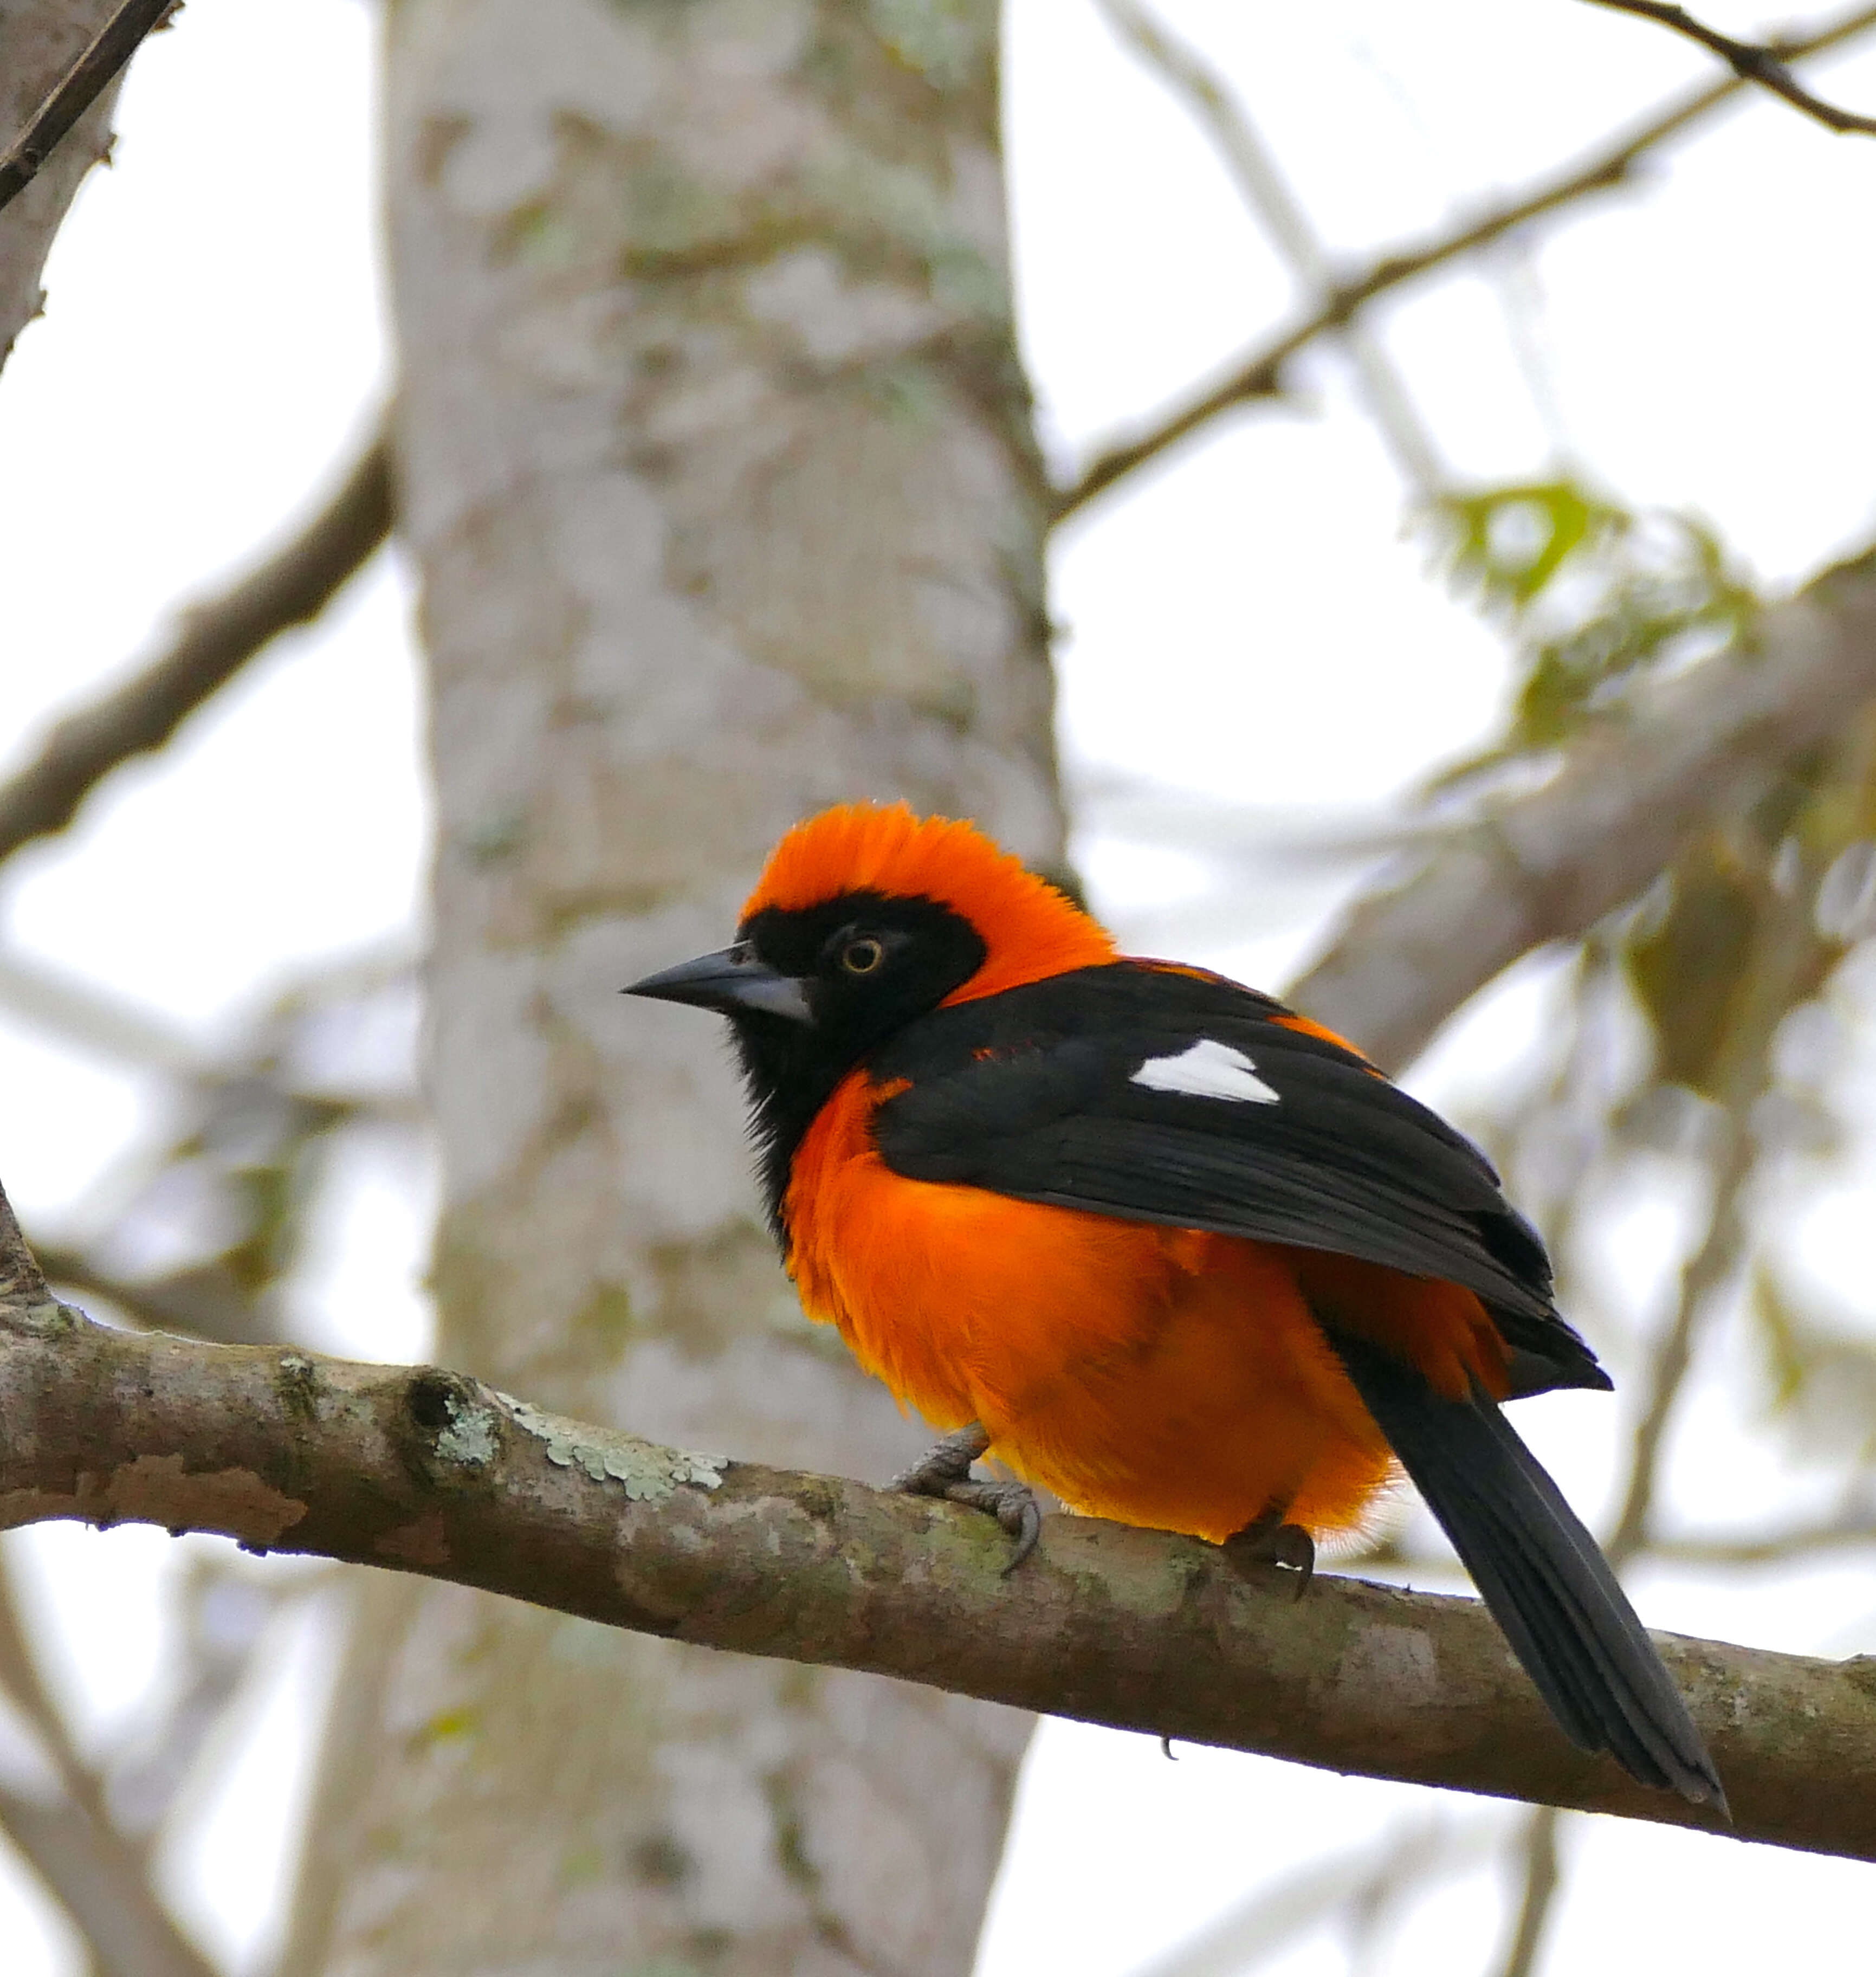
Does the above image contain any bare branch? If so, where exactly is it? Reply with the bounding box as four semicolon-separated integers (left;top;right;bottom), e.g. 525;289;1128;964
1608;1116;1759;1561
1286;547;1876;1067
0;1545;224;1977
0;946;200;1070
35;1245;279;1345
1492;1805;1562;1977
1653;1517;1876;1566
1090;0;1445;493
2;2;133;367
0;425;393;867
1582;0;1876;134
3;1287;1876;1857
0;0;176;216
1133;1819;1492;1977
0;1786;224;1977
1051;3;1876;522
0;1548;88;1793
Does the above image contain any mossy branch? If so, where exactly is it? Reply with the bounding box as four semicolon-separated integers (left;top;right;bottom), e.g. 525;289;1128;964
1;1190;1872;1861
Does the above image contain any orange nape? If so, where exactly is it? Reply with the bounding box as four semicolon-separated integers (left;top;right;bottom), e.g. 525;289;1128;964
785;1070;1506;1546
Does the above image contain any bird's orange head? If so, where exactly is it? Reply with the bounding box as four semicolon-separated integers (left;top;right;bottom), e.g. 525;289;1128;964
624;804;1114;1201
740;802;1113;1000
627;801;1112;1028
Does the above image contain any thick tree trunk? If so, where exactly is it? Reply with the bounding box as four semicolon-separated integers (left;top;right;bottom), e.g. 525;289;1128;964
282;4;1056;1973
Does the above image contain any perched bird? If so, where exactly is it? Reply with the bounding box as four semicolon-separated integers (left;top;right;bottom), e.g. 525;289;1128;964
626;802;1722;1806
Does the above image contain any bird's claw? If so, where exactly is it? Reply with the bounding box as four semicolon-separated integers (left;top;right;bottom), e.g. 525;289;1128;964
1224;1508;1316;1599
892;1423;1043;1574
945;1476;1044;1573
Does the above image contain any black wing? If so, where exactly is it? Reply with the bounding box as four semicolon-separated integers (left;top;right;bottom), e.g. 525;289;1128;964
872;963;1725;1804
869;961;1604;1395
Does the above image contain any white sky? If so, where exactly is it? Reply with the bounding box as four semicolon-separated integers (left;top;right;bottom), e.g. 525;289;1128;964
0;2;1873;1973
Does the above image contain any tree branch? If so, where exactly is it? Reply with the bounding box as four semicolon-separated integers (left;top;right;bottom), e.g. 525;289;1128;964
1581;0;1876;134
1090;0;1446;494
1285;546;1876;1067
0;0;177;216
2;1287;1875;1857
1491;1804;1562;1977
1050;2;1876;522
2;0;146;369
1653;1517;1876;1566
0;1779;222;1977
0;425;392;865
1136;1819;1492;1977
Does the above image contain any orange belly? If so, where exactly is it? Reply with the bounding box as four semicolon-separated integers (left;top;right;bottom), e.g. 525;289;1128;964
781;1073;1456;1543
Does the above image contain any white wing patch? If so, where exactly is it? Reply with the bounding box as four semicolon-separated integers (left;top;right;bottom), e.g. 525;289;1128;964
1130;1038;1280;1104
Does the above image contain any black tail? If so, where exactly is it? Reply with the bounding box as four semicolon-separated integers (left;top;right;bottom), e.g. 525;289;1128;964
1328;1329;1725;1809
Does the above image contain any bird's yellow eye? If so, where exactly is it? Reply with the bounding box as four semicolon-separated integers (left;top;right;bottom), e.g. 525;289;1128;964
840;936;885;976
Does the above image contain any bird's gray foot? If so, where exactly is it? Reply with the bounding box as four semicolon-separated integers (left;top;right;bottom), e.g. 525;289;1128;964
891;1423;1043;1574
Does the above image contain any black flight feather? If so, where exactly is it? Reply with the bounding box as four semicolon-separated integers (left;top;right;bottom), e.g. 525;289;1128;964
1325;1329;1724;1807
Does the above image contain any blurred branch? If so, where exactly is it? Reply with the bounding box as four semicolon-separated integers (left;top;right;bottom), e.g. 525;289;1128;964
1051;1;1876;521
105;1554;321;1845
0;0;176;216
1491;1805;1561;1977
1654;1516;1876;1565
1090;0;1444;493
1607;1122;1757;1560
1582;0;1876;133
1286;546;1876;1068
0;1547;87;1785
15;942;421;1351
1129;1818;1491;1977
0;424;393;867
36;1244;279;1345
4;1271;1876;1855
0;947;200;1071
0;1553;224;1977
0;1786;225;1977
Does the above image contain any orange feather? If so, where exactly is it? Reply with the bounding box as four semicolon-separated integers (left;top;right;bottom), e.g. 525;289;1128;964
752;804;1510;1541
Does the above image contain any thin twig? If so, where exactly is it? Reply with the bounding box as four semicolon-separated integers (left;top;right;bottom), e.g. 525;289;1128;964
1492;1806;1562;1977
0;424;393;866
35;1245;281;1346
0;946;200;1070
1652;1517;1876;1565
1130;1819;1491;1977
1607;1125;1757;1561
1051;2;1876;521
0;1547;223;1977
1582;0;1876;134
0;1547;88;1788
1090;0;1445;493
0;0;178;216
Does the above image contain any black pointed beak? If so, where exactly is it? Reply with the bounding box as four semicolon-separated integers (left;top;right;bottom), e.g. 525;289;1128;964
622;944;814;1023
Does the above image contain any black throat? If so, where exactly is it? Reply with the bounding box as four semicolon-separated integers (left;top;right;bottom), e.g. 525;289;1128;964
726;891;988;1240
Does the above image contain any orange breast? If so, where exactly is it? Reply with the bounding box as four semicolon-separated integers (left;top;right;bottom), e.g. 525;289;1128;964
782;1071;1498;1544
